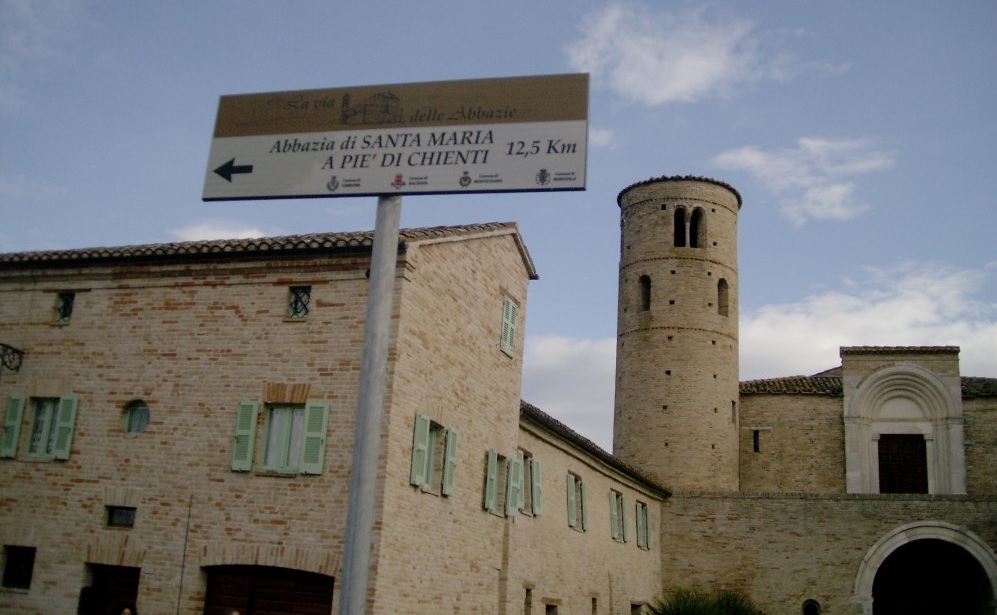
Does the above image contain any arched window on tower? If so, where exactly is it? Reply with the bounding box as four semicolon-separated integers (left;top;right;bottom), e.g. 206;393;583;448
673;207;687;247
689;208;706;248
717;278;729;316
639;275;651;311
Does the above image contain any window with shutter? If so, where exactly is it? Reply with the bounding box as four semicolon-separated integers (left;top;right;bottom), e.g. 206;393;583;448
530;457;542;516
26;397;75;460
231;402;259;472
635;500;651;550
299;401;329;475
1;396;25;459
410;415;451;494
52;396;78;460
566;473;586;530
500;296;519;355
441;427;459;496
484;450;499;513
505;450;524;516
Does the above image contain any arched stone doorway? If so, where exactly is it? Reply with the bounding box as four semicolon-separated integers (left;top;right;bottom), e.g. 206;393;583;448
854;521;996;615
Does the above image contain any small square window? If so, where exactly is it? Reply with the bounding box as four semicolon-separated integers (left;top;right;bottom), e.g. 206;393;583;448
107;506;136;528
55;292;75;323
2;545;36;589
123;400;149;435
287;286;311;319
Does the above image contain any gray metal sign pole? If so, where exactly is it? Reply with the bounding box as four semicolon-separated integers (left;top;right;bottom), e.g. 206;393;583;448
338;194;402;615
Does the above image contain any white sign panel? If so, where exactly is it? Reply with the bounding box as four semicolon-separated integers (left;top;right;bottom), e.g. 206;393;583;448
203;74;587;201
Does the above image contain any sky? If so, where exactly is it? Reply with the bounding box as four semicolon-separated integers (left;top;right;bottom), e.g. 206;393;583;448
2;0;995;451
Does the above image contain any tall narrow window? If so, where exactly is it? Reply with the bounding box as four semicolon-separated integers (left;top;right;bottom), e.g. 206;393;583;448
566;473;587;530
639;275;651;311
609;490;627;542
500;296;519;355
689;208;705;248
878;434;928;493
635;500;651;549
27;397;77;460
673;207;687;247
410;415;458;496
55;292;75;323
717;279;729;316
287;286;311;319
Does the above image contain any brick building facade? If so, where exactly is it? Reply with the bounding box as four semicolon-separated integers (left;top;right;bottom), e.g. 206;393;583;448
0;177;994;615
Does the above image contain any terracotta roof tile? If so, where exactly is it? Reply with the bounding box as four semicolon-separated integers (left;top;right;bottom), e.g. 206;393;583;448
0;222;520;267
519;400;670;497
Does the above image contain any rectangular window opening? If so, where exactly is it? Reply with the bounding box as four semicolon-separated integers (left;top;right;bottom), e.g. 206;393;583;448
566;473;587;531
752;429;760;453
878;434;928;494
55;292;75;323
107;506;137;528
500;295;519;355
2;545;36;590
287;285;312;319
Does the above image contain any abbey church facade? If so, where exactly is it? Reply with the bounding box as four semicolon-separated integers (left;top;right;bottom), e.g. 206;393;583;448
0;177;994;614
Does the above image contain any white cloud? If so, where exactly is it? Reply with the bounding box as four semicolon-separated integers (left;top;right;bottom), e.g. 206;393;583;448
522;335;617;451
170;223;269;242
741;262;997;379
566;4;762;105
521;262;997;451
588;126;617;149
713;137;895;224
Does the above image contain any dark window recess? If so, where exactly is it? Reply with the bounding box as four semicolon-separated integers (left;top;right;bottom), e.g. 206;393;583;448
639;275;651;311
752;430;760;453
878;434;928;493
55;292;75;322
2;545;36;589
288;286;311;319
107;506;137;528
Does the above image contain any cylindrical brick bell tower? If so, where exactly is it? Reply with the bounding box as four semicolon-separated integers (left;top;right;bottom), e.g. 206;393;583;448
613;176;742;492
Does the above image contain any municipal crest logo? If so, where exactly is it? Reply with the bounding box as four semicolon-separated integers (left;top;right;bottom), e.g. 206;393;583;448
459;171;472;188
535;169;550;186
391;174;406;189
326;176;340;192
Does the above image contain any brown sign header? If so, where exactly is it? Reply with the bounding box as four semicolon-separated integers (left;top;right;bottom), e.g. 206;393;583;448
212;73;589;138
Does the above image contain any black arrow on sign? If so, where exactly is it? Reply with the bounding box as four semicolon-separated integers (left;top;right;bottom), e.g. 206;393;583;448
214;158;254;182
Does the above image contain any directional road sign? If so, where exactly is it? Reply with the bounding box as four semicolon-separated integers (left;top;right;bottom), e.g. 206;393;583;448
203;74;588;201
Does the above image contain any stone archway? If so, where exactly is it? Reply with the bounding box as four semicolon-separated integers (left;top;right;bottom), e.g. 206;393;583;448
854;521;996;615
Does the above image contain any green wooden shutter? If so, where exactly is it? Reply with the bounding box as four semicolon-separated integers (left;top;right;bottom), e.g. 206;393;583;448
566;475;577;528
505;451;523;517
579;480;589;530
636;502;646;548
501;297;518;353
52;396;78;460
620;495;629;542
484;450;498;512
441;427;458;496
410;414;431;487
1;396;25;459
231;401;259;471
300;401;329;475
609;492;620;539
643;504;651;549
530;457;542;515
